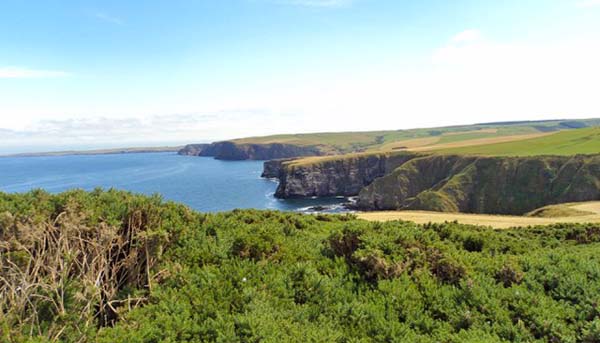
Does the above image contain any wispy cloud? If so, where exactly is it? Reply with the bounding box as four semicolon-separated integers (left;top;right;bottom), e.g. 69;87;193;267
0;67;70;79
0;109;296;154
267;0;353;8
451;29;482;43
94;11;124;25
577;0;600;8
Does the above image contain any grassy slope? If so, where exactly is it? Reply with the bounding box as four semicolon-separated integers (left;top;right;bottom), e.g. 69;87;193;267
283;150;408;167
357;153;600;214
3;190;600;342
434;127;600;156
526;202;597;218
229;119;600;154
358;201;600;228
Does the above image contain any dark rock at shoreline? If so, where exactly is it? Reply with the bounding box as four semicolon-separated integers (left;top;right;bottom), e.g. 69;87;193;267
270;151;600;215
261;158;297;178
177;144;211;156
273;152;419;198
179;142;325;161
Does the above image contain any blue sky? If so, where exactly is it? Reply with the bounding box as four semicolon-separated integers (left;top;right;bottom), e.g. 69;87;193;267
1;0;599;152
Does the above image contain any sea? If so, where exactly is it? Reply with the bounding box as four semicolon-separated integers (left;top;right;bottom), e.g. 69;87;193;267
0;152;348;213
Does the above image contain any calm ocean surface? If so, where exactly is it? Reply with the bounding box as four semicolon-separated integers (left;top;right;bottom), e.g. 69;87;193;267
0;152;346;213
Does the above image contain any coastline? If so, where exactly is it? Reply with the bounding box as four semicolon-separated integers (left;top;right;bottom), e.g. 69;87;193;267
0;146;183;158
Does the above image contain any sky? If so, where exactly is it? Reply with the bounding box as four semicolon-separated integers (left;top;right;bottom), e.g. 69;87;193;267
1;0;599;153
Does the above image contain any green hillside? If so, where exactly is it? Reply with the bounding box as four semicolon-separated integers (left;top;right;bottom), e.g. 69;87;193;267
229;119;600;154
356;153;600;214
2;190;600;342
434;127;600;156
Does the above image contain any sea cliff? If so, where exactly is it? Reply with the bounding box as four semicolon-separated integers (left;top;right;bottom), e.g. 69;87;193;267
178;142;324;160
357;154;600;214
273;152;419;198
270;152;600;215
261;158;297;178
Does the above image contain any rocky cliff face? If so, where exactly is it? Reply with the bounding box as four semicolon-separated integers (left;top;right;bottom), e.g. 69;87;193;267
261;158;296;178
271;152;600;215
177;144;210;156
179;142;324;160
357;154;600;214
273;152;419;198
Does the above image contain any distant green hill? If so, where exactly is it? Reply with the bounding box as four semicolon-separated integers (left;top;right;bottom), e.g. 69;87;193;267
434;127;600;156
232;119;600;154
180;118;600;159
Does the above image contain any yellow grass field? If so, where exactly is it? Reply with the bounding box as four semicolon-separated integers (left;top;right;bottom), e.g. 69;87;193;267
407;132;555;152
378;136;441;151
442;128;498;136
357;201;600;228
376;130;536;153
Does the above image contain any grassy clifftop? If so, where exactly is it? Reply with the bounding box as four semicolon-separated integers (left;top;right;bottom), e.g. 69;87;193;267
434;127;600;156
181;119;599;160
2;190;600;342
231;119;600;154
269;126;600;215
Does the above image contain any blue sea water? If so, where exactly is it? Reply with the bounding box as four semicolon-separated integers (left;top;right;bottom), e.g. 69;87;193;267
0;152;347;213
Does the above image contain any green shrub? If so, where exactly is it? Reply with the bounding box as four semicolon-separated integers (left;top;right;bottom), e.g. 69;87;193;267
1;190;599;342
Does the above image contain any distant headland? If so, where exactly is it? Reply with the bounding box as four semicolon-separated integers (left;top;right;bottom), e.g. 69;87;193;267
1;146;182;158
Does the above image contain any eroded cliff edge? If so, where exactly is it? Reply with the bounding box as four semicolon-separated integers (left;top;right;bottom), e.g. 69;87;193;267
270;152;600;215
272;152;421;198
178;142;326;160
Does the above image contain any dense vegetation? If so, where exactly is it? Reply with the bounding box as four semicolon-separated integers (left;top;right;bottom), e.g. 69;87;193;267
2;190;600;342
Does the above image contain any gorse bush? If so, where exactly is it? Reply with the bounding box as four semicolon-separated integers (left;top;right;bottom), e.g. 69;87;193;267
1;190;599;342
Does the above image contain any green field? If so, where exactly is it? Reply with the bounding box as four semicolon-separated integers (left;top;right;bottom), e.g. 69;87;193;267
284;125;599;172
229;119;600;154
435;127;600;156
2;190;600;342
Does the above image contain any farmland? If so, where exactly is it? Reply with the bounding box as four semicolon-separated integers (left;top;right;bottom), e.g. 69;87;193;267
357;201;600;229
433;127;600;156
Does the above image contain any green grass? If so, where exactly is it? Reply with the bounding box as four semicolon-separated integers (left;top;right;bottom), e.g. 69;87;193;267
232;131;388;153
228;119;600;154
434;127;600;156
436;132;499;144
282;151;405;167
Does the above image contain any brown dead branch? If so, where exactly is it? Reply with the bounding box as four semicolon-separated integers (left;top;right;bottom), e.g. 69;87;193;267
0;202;166;341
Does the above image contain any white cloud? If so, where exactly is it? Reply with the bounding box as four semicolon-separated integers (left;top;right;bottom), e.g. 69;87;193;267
0;67;70;79
0;110;302;153
231;30;600;134
424;30;600;123
577;0;600;8
272;0;353;7
451;29;482;43
1;28;599;153
94;11;123;25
